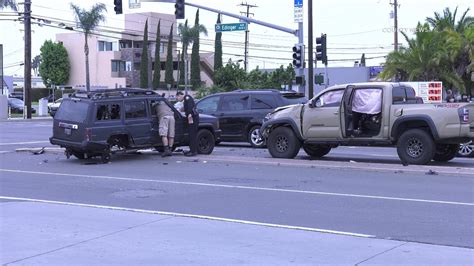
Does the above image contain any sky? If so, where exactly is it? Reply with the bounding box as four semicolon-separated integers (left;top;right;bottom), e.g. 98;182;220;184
0;0;472;76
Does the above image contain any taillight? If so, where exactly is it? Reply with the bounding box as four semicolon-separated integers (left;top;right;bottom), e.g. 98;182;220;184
85;128;92;141
459;108;469;124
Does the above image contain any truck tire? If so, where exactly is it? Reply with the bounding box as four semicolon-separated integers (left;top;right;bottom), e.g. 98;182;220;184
267;127;301;159
397;129;435;165
303;144;331;158
197;129;215;154
248;125;265;148
433;144;458;162
458;141;474;157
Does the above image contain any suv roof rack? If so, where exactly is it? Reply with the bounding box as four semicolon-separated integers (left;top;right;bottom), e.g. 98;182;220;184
71;88;158;100
232;89;280;93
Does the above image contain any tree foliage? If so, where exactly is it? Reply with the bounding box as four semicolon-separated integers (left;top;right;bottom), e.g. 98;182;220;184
140;19;149;88
211;60;295;93
32;55;41;76
152;20;161;89
0;0;17;11
191;9;207;89
39;40;70;88
214;14;223;73
70;3;106;92
164;24;174;86
381;7;473;95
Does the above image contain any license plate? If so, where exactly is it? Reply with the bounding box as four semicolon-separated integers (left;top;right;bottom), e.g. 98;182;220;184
64;128;71;135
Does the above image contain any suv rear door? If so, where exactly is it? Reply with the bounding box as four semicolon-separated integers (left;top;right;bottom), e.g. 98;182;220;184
52;98;90;142
124;100;151;146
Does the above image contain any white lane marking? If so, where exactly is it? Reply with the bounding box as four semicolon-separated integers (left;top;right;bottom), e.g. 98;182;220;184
0;141;49;146
0;151;9;154
1;168;472;207
0;195;374;238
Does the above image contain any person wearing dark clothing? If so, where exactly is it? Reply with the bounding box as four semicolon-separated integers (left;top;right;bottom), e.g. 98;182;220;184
176;91;199;156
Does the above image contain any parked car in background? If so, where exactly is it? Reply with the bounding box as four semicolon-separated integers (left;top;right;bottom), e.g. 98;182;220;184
458;141;473;157
48;98;63;117
196;89;306;147
7;98;36;114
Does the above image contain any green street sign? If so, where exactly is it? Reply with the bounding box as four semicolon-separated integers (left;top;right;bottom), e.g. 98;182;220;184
215;23;248;32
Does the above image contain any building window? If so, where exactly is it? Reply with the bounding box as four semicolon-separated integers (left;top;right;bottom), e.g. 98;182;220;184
111;60;126;72
126;61;132;71
98;41;113;51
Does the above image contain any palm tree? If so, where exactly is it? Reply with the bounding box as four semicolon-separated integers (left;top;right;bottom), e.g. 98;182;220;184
70;3;107;92
426;7;473;95
0;0;17;11
426;7;473;33
380;23;464;90
31;55;41;76
177;14;207;88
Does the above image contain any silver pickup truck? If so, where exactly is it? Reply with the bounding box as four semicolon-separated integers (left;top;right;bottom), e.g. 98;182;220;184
261;82;474;165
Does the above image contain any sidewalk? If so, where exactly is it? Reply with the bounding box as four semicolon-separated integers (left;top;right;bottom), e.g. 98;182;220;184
1;200;473;265
1;116;52;122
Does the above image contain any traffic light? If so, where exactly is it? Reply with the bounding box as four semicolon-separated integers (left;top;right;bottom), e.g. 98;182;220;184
175;0;185;19
114;0;122;15
316;34;327;65
292;44;304;68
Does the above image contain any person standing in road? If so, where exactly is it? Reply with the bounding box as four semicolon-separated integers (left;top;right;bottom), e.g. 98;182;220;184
154;99;175;157
176;91;199;156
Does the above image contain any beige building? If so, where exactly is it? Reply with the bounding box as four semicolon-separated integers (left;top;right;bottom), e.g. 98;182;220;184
56;12;214;90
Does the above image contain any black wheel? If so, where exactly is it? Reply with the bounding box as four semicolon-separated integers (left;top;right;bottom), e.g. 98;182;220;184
397;129;435;165
303;144;331;158
433;144;458;162
101;149;111;163
197;129;215;154
248;125;265;148
458;141;474;157
71;151;85;160
267;127;301;159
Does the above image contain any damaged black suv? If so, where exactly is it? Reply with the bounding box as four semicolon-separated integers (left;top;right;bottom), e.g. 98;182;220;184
50;89;221;162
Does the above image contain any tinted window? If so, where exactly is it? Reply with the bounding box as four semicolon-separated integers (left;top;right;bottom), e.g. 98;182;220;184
197;96;220;113
405;87;416;97
55;100;89;123
96;103;121;121
392;87;406;104
319;89;344;107
220;95;249;111
125;101;147;119
251;94;277;109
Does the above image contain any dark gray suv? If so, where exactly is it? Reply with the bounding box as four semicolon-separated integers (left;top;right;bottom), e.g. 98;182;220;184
50;89;221;162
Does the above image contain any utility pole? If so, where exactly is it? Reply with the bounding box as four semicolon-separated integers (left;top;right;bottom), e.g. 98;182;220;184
24;0;32;119
239;2;257;72
391;0;399;51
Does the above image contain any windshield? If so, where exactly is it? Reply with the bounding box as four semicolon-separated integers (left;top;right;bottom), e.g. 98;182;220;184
54;99;89;123
283;96;307;105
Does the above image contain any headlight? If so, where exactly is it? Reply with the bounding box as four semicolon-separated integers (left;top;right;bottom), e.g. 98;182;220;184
264;113;272;122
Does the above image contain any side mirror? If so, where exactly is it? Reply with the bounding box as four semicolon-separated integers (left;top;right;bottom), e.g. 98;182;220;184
311;98;323;108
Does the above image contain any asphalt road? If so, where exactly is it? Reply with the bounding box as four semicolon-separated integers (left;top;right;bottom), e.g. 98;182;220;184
1;120;473;249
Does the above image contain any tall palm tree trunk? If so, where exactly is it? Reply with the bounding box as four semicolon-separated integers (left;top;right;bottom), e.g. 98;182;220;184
84;35;90;92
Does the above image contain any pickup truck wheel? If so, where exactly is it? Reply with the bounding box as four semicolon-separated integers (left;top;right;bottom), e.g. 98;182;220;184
197;129;215;154
248;125;265;148
267;127;301;159
303;144;331;158
397;129;435;165
433;144;458;162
